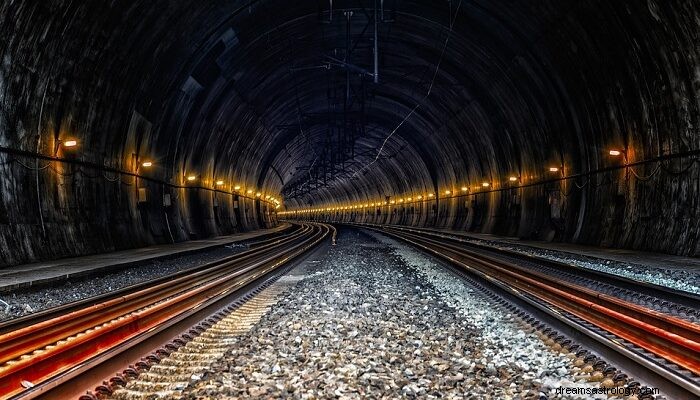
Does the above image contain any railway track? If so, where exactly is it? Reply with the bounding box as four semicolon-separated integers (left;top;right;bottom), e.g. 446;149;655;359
0;222;334;400
355;223;700;399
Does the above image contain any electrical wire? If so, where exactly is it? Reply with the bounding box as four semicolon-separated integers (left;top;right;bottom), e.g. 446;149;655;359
628;163;662;181
660;158;697;175
12;159;51;171
351;0;463;179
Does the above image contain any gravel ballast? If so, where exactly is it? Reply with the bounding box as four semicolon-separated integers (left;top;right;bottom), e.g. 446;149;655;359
178;229;610;399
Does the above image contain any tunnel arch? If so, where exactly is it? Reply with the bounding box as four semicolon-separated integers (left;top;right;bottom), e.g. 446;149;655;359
0;0;698;266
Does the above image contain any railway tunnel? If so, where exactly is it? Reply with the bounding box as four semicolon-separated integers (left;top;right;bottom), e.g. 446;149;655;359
0;1;699;399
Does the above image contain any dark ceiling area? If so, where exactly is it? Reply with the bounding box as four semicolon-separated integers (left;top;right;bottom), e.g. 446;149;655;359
0;1;698;265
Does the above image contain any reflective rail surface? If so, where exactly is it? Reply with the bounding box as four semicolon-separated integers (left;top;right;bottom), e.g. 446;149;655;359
351;223;700;399
0;223;334;400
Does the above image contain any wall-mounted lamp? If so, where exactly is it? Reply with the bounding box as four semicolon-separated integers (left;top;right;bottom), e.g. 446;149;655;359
549;167;560;172
187;175;197;182
481;182;490;188
608;149;628;164
444;190;451;195
54;138;78;155
141;161;153;168
215;180;225;186
509;176;518;182
461;186;468;192
234;185;241;191
246;189;253;194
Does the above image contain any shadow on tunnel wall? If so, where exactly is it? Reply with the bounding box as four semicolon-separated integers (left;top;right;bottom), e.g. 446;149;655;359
0;0;698;266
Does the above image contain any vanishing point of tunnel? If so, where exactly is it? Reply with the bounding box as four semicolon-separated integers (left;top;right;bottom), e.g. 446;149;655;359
0;1;699;400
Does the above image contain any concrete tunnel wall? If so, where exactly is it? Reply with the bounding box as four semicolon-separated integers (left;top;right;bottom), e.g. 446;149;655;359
0;1;699;267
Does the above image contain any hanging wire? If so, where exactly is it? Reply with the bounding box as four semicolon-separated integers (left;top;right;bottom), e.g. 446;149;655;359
660;157;697;175
628;162;662;181
12;159;51;171
102;171;122;182
351;0;464;179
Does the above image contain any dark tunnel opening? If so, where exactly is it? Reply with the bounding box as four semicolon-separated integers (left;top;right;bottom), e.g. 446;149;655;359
0;0;698;267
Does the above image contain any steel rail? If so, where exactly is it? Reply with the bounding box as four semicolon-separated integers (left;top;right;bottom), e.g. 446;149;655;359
0;223;308;335
354;223;700;308
358;224;700;398
0;223;333;399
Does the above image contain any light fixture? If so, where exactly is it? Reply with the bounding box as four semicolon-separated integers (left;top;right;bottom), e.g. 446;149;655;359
461;187;468;192
406;197;412;201
445;190;451;195
234;185;241;190
247;189;253;194
417;195;423;200
509;176;518;182
428;193;434;198
141;161;153;168
482;182;490;187
187;175;196;181
609;149;623;156
549;167;560;172
215;180;225;186
63;139;78;148
265;195;271;199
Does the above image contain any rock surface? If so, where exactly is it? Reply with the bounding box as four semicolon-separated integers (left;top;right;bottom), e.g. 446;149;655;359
179;229;604;399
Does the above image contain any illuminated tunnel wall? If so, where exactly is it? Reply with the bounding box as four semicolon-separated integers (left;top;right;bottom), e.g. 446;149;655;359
0;1;698;266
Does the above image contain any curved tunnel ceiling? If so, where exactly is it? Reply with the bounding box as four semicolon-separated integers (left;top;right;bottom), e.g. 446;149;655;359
1;1;698;239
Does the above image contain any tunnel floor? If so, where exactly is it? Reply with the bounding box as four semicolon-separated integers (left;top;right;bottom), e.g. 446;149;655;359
110;228;608;399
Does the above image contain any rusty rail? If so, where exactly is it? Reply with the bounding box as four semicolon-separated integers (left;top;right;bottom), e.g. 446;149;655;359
0;223;332;399
362;224;700;397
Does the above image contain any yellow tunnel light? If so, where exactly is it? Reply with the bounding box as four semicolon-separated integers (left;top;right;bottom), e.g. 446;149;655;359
407;197;412;201
63;139;78;148
549;167;560;172
247;189;253;194
141;161;153;168
482;182;490;187
215;180;225;186
417;195;423;200
444;190;451;195
234;185;241;190
461;186;468;192
390;200;395;204
428;193;434;198
187;175;196;181
509;176;518;182
609;149;622;156
265;195;271;199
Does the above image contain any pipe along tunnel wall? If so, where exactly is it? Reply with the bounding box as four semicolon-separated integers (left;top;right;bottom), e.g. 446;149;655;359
0;1;698;267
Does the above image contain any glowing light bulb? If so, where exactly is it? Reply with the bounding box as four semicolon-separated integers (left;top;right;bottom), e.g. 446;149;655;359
63;140;78;147
187;175;196;181
141;161;153;168
509;176;518;182
549;167;559;172
609;150;622;156
482;182;490;187
215;180;225;186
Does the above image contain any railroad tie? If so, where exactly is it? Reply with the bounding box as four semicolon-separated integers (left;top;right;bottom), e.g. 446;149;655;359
109;276;304;400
